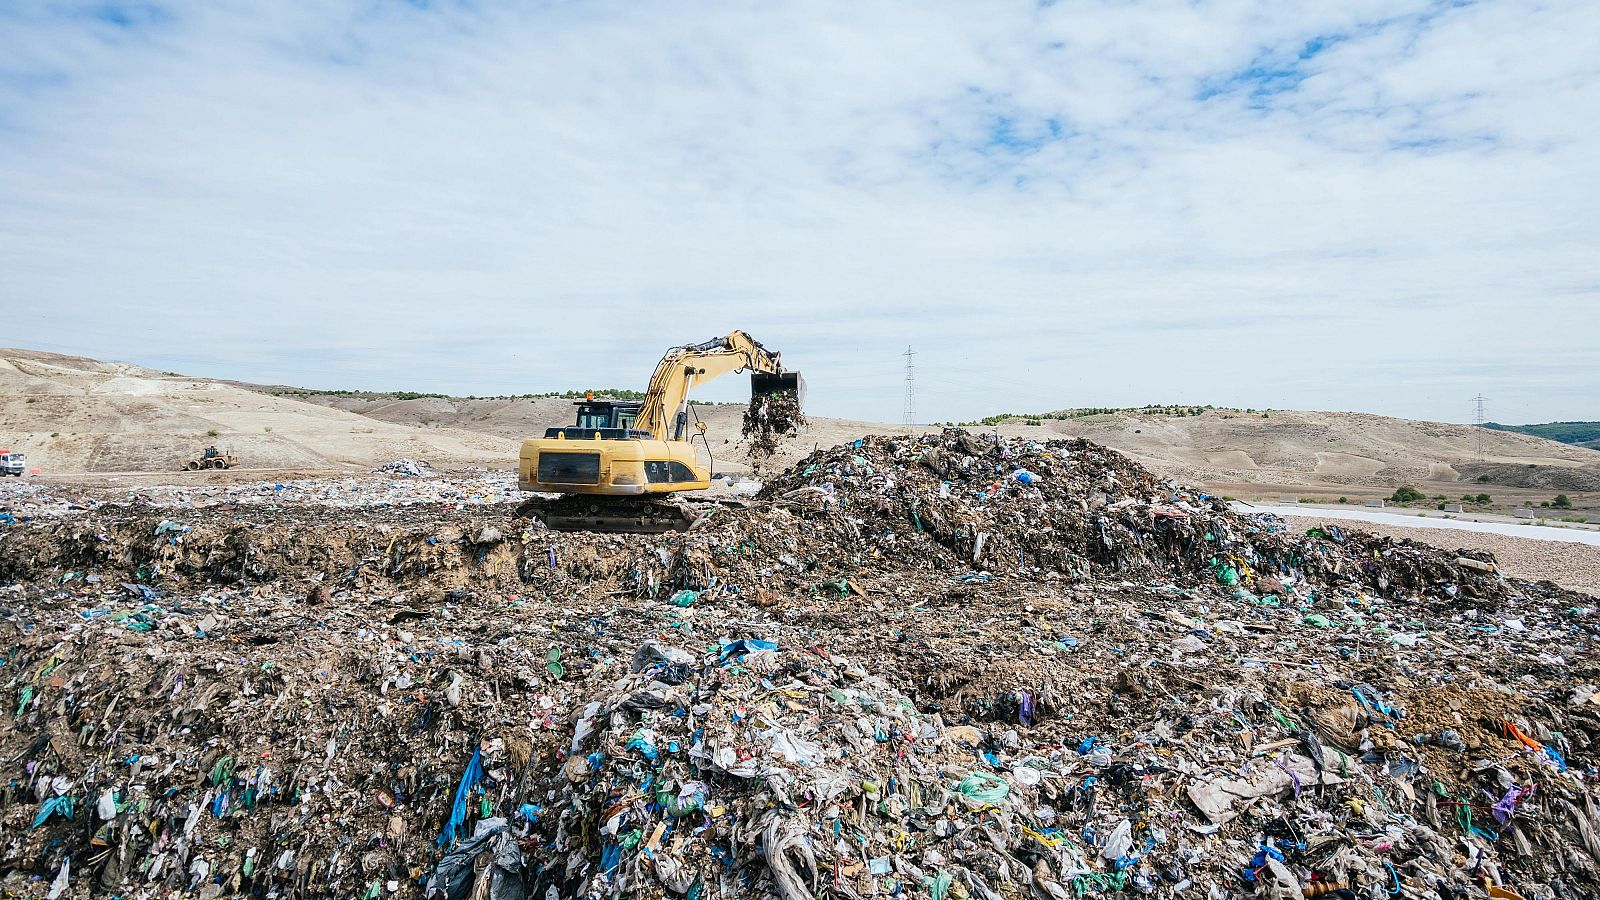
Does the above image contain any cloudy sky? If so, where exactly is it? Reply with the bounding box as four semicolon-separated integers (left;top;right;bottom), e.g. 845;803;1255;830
1;1;1595;424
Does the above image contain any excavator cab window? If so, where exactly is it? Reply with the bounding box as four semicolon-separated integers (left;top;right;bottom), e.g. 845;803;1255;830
574;406;615;430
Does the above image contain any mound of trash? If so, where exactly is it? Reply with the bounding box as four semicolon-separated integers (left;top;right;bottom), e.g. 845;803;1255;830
376;458;434;478
489;636;1600;900
728;431;1513;604
5;432;1600;899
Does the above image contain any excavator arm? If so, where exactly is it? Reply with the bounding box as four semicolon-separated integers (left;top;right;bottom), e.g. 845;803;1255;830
634;331;795;440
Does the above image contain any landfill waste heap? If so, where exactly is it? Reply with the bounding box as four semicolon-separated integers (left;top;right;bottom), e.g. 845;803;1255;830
2;430;1599;900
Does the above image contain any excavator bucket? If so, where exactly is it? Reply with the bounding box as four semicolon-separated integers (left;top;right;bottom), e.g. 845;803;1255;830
751;371;804;403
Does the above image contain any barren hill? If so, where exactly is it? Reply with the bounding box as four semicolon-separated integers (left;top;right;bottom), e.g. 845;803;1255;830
281;390;1600;495
0;349;517;473
270;390;919;476
1012;408;1600;492
6;349;1595;503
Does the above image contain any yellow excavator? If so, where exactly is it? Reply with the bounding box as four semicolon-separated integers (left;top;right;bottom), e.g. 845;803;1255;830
518;331;801;531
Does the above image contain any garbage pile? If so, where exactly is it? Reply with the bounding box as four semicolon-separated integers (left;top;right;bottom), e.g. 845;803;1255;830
376;459;435;478
741;390;805;459
1;479;93;522
520;635;1600;900
731;431;1513;604
3;432;1600;899
118;470;518;511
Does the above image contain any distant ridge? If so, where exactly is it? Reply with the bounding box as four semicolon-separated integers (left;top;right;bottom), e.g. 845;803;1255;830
1484;421;1600;449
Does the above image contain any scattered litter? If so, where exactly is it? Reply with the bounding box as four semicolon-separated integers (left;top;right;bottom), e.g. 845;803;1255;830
0;431;1596;898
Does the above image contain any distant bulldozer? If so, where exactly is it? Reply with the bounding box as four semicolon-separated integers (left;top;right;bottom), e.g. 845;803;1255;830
184;446;237;470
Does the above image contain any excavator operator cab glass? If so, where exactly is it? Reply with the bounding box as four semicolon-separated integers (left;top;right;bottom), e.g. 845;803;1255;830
574;406;613;430
573;402;641;432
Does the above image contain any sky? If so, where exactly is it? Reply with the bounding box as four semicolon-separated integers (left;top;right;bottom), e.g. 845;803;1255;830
1;1;1596;425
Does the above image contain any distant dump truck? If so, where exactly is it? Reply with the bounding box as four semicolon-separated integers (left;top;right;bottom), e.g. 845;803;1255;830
0;450;25;477
184;446;237;470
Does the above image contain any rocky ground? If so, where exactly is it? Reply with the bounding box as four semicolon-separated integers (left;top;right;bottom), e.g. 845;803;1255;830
2;435;1599;900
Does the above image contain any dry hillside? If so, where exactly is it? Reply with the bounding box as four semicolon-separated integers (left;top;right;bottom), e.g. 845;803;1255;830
285;392;1600;493
277;391;921;476
1019;408;1600;491
5;349;1595;501
0;349;516;473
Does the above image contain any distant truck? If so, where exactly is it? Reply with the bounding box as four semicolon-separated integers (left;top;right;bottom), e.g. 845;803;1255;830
0;450;25;477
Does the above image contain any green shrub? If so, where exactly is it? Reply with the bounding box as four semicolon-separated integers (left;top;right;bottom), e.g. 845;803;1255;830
1553;494;1573;509
1475;493;1491;504
1390;486;1426;503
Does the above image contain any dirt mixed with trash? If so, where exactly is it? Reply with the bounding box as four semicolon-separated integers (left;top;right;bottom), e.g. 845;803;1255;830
3;432;1598;900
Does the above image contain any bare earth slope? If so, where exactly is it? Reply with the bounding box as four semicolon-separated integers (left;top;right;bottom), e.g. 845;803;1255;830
285;392;929;476
0;349;516;473
7;348;1594;499
1011;408;1600;491
287;392;1600;494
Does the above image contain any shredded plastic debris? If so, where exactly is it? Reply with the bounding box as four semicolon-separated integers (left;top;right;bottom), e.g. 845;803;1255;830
1;432;1597;899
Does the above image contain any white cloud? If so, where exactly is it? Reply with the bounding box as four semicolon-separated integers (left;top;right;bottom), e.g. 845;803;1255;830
0;0;1595;424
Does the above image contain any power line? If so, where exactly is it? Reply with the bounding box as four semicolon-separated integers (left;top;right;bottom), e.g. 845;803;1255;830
902;345;916;426
1472;393;1488;460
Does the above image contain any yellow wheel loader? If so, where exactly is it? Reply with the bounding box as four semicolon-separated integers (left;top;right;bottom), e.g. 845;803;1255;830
518;331;801;531
184;447;237;470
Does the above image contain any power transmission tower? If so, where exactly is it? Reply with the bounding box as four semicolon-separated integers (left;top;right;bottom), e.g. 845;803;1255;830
1472;393;1488;460
901;345;916;426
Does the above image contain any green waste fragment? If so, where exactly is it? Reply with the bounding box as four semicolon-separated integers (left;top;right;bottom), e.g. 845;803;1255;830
1303;614;1335;628
545;648;566;680
668;589;699;608
1269;706;1301;732
16;685;33;717
953;772;1009;804
813;579;851;597
211;755;235;787
1071;872;1130;895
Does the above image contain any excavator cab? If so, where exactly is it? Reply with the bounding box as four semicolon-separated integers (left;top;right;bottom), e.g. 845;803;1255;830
544;400;648;440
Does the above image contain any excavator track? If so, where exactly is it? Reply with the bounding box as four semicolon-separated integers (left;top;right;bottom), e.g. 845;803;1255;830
516;495;702;534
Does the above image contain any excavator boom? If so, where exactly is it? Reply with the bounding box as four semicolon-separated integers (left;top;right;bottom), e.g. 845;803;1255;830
634;331;796;441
